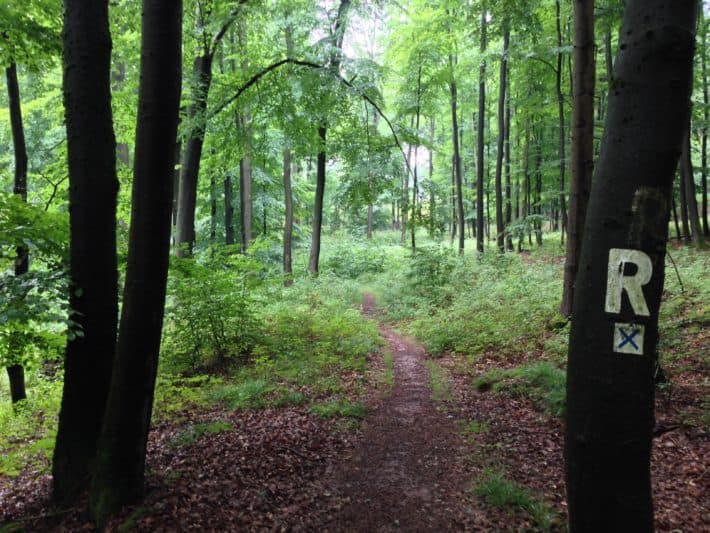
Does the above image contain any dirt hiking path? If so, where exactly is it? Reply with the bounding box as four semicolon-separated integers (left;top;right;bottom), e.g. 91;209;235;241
322;293;474;531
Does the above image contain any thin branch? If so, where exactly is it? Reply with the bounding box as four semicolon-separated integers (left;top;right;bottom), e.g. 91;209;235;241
209;1;248;55
211;58;414;179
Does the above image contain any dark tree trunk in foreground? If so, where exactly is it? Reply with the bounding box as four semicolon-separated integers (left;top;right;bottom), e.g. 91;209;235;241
561;0;595;317
681;128;705;247
175;54;212;256
283;147;293;284
89;1;182;524
309;126;327;275
495;28;509;253
565;2;697;531
476;9;487;254
5;63;28;404
53;0;119;506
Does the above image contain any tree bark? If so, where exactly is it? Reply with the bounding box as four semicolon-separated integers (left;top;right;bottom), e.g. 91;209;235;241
681;128;705;247
89;1;182;524
53;0;119;506
702;6;709;236
309;126;327;275
283;147;293;284
308;0;350;274
175;53;212;256
505;87;513;251
495;28;509;253
476;9;487;253
5;63;28;404
451;76;465;253
561;0;596;317
556;0;568;245
239;150;252;251
224;174;235;244
565;2;697;530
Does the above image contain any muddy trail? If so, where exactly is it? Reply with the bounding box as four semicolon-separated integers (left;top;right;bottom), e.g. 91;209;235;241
320;293;476;531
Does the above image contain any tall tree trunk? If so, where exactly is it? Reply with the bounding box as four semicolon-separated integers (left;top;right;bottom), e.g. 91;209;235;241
239;150;252;251
476;10;487;253
411;64;422;249
451;76;465;253
89;1;182;524
309;0;350;273
309;126;327;275
429;117;435;236
535;130;543;246
224;174;234;244
175;53;212;256
556;0;568;245
701;5;709;236
561;0;596;317
209;174;217;242
283;147;293;284
679;166;691;242
5;63;28;404
565;2;697;530
495;28;509;253
53;0;119;506
504;88;513;251
681;128;705;247
672;188;682;240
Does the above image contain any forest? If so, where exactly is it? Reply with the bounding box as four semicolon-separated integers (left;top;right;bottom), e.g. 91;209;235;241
0;0;708;530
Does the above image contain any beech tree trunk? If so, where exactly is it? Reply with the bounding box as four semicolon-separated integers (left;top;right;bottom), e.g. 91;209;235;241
701;3;709;236
565;2;697;530
283;147;293;284
556;0;568;245
681;128;705;247
495;28;509;253
239;150;252;252
175;53;212;256
224;174;235;245
5;63;28;404
504;89;513;251
53;0;119;506
89;1;182;524
561;0;595;317
308;0;350;274
476;9;487;253
309;126;327;275
451;75;465;253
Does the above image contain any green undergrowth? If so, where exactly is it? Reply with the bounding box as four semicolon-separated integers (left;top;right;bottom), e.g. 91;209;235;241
169;420;234;449
474;362;566;417
474;467;559;531
309;400;366;419
371;241;567;360
425;359;451;402
0;378;61;477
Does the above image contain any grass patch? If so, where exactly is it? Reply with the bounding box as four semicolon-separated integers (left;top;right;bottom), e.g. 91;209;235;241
425;359;451;402
474;362;566;417
379;349;395;390
309;400;366;419
206;378;273;410
169;420;234;448
474;467;558;530
459;419;490;435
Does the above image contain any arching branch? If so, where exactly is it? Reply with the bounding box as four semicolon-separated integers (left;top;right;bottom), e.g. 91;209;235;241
209;57;414;178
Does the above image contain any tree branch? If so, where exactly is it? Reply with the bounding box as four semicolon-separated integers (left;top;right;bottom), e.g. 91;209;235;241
209;57;414;178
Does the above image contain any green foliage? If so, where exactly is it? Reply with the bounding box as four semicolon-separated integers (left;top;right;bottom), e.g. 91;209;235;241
169;420;234;449
473;467;557;531
321;237;386;279
459;419;490;435
0;377;61;476
160;249;262;374
308;400;366;419
406;246;456;298
207;378;274;410
474;362;566;417
424;359;451;402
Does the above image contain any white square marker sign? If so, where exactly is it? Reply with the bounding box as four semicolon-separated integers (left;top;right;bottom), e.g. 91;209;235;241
613;323;645;355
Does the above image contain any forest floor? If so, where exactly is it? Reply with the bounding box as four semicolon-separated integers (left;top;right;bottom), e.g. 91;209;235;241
1;294;708;532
